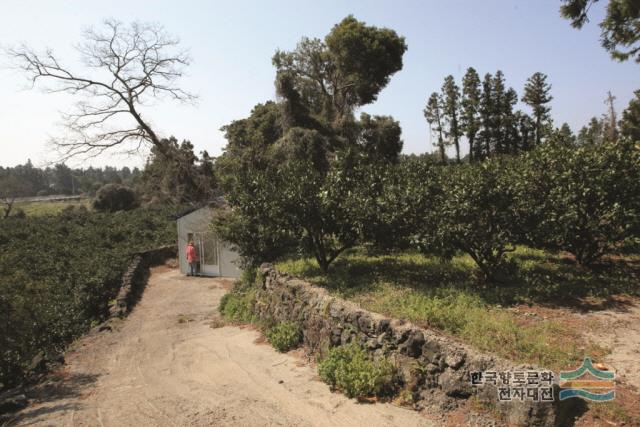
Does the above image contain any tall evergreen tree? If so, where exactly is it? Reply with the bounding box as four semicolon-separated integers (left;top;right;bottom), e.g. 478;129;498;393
441;75;462;162
603;91;619;142
578;117;605;145
550;122;577;146
560;0;640;63
478;73;494;159
522;72;553;146
500;86;519;154
138;137;218;204
461;67;481;162
515;111;536;151
424;92;446;163
491;71;506;154
621;89;640;141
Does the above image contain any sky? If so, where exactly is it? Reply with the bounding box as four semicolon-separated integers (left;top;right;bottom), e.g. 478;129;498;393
0;0;638;168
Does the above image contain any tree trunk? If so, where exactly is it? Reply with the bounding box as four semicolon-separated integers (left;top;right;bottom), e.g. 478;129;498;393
3;200;14;219
317;257;330;274
438;136;445;163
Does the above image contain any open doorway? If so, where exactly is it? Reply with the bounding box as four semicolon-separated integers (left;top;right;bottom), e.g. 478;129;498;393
192;231;220;276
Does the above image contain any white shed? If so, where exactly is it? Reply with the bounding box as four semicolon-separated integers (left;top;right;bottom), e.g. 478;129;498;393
176;202;242;278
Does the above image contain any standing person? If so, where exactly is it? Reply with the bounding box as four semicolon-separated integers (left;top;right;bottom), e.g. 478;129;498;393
186;241;197;276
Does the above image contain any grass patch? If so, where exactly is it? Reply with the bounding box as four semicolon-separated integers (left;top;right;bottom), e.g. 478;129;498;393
219;268;260;323
277;247;618;371
177;314;194;324
265;322;302;352
209;318;226;329
318;342;397;399
14;199;90;216
219;287;257;323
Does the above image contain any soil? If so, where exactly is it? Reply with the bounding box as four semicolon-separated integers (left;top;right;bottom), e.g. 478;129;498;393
579;295;640;392
512;295;640;392
5;267;433;427
510;295;640;426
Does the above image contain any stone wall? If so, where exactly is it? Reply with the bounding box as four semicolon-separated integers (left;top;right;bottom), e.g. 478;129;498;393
254;264;573;427
109;245;177;318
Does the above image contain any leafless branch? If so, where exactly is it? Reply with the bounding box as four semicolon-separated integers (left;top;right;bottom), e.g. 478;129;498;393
6;18;197;161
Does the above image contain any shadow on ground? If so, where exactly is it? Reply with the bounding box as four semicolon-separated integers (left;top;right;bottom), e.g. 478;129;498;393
4;372;99;426
282;248;640;310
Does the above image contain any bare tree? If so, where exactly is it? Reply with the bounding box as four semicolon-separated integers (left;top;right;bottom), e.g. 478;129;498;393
0;176;28;218
7;19;196;160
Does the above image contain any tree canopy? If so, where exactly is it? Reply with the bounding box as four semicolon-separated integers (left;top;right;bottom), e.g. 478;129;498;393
560;0;640;63
217;16;407;271
272;15;406;134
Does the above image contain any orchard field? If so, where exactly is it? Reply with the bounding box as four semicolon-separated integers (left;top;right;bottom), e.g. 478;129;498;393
0;206;175;388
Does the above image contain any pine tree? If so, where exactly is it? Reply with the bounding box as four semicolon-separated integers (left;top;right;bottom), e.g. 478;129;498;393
578;117;605;145
621;90;640;141
424;92;446;163
550;123;576;146
515;111;535;151
461;67;481;162
603;91;619;142
441;75;462;162
492;71;506;154
561;0;640;63
500;87;518;154
478;73;494;159
522;72;553;146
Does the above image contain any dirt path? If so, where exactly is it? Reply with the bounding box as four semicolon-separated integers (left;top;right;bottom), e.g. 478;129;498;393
8;267;432;427
580;298;640;391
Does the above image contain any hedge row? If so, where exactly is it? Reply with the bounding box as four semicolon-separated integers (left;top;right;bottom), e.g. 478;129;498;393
369;139;640;280
0;207;175;388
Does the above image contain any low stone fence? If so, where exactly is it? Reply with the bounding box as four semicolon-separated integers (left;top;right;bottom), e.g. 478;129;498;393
255;264;574;426
109;245;177;318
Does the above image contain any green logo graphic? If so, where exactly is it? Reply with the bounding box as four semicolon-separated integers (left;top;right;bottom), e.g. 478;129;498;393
559;358;615;401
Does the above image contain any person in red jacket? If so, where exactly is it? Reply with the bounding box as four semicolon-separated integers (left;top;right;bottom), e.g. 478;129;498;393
186;241;197;276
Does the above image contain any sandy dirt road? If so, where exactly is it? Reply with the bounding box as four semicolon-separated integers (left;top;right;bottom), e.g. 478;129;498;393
581;299;640;391
9;267;433;427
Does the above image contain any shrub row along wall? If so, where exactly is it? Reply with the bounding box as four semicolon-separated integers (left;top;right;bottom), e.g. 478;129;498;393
109;245;177;318
254;264;572;427
0;245;178;414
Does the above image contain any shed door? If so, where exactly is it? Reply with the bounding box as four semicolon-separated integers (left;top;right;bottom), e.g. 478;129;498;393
195;232;220;276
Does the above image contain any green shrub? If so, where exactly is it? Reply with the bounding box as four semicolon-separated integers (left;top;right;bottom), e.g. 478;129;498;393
93;183;139;212
266;322;302;352
219;287;257;323
0;207;175;388
515;139;640;266
418;159;518;281
318;342;397;398
361;156;444;252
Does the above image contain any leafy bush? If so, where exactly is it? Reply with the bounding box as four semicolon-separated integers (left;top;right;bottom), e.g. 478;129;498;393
93;183;139;212
266;322;302;352
318;342;397;398
361;155;444;252
0;207;175;388
516;139;640;266
219;287;257;323
420;159;518;281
